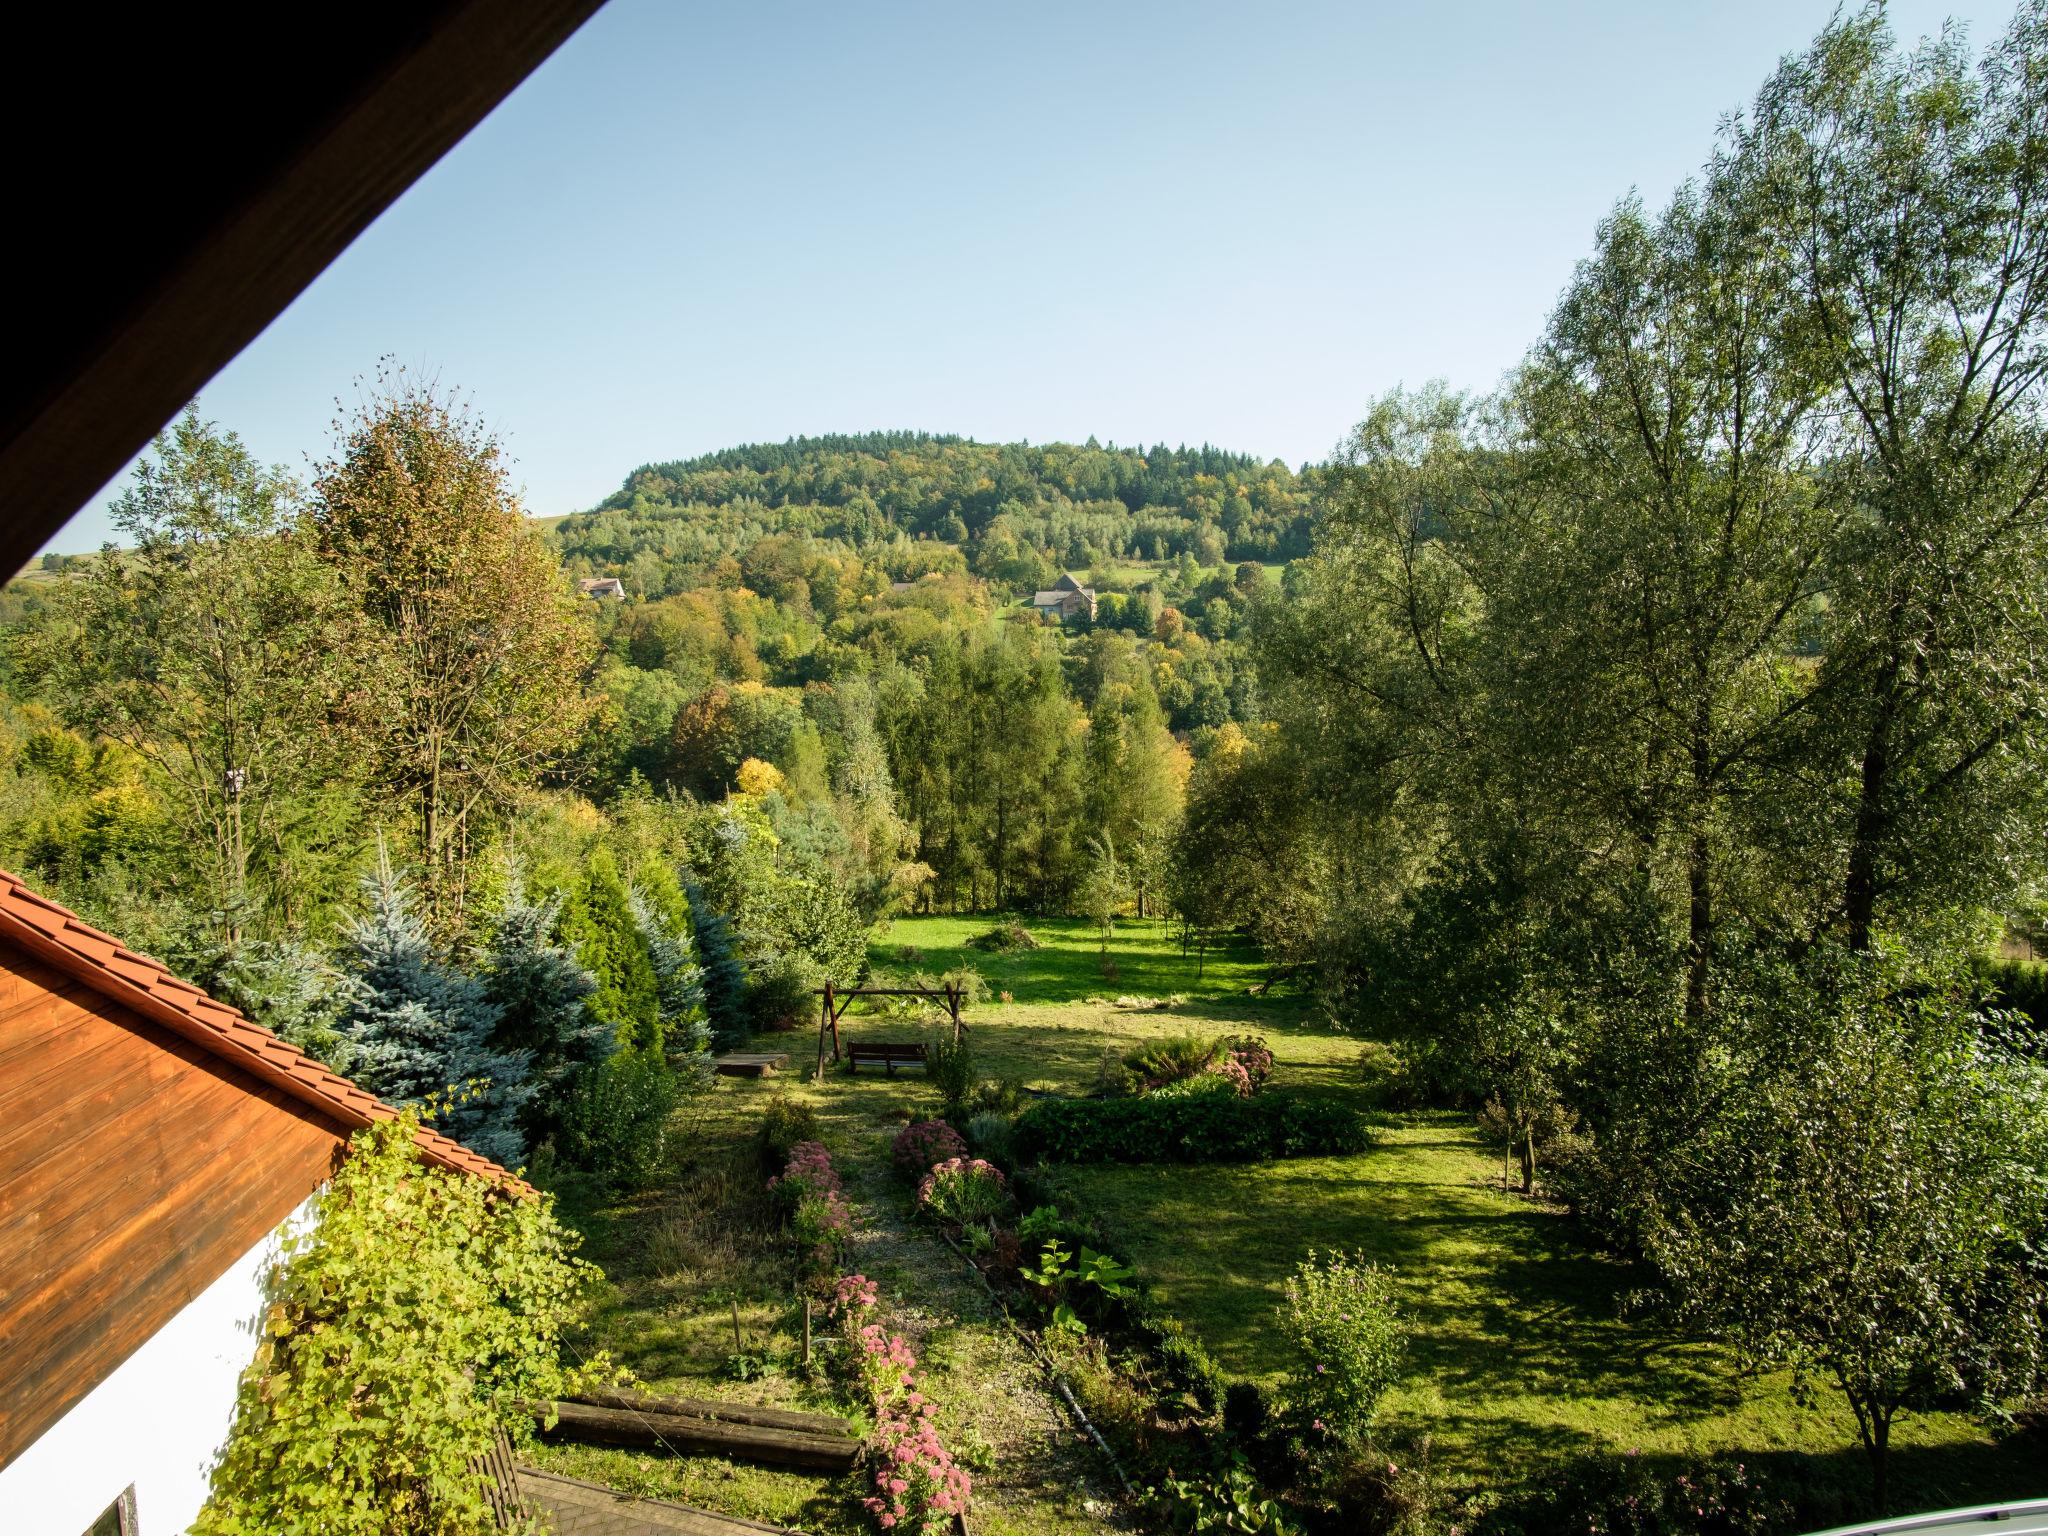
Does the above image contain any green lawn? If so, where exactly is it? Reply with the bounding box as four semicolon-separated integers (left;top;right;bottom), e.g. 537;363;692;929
818;916;2044;1521
866;913;1265;1006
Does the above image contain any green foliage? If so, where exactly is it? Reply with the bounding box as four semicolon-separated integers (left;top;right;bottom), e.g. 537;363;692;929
1642;954;2048;1509
1975;954;2048;1036
1145;1447;1300;1535
926;1028;977;1118
478;867;603;1111
685;880;747;1047
193;1112;601;1536
335;849;531;1168
968;921;1041;952
1278;1249;1404;1444
559;846;663;1054
1470;1454;1789;1536
756;1095;822;1167
1015;1093;1370;1165
916;1156;1010;1227
554;1049;681;1191
1119;1032;1226;1092
963;1109;1015;1167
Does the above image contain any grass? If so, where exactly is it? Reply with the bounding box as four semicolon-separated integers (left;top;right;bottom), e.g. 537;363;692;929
866;912;1265;1006
547;915;2044;1529
831;915;2044;1522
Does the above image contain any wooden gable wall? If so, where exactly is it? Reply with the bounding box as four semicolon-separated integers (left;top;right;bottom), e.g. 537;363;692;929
0;944;348;1470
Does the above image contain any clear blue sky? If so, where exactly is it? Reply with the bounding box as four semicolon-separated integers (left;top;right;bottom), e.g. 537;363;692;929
42;0;2021;555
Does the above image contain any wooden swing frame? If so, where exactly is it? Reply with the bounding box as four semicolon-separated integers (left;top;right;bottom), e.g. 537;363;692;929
814;980;965;1079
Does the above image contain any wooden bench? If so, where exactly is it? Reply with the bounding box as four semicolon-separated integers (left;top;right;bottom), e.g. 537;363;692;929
847;1041;928;1075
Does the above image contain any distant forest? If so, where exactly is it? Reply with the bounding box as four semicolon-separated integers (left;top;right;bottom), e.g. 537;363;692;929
554;431;1319;598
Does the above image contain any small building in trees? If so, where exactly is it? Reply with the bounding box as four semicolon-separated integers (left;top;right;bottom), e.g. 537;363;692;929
577;575;626;599
1030;571;1097;623
0;869;523;1535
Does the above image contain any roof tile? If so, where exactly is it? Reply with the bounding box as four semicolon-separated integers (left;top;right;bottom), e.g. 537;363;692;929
0;867;527;1193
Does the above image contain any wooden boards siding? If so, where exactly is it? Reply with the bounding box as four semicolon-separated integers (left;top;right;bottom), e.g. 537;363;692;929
0;946;348;1470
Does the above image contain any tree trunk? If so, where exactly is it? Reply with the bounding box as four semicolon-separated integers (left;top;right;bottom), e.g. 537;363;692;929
1519;1127;1536;1195
1844;667;1900;952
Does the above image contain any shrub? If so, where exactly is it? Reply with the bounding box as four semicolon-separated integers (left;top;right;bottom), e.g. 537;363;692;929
917;1156;1009;1226
758;1095;822;1168
1095;1048;1140;1097
968;921;1042;952
926;1031;976;1117
1015;1093;1371;1165
769;1140;849;1280
556;1050;682;1190
850;1321;919;1409
745;950;818;1031
892;1118;968;1175
1471;1452;1789;1536
194;1113;601;1536
769;1140;840;1208
1146;1447;1300;1535
864;1390;973;1533
1150;1069;1240;1102
962;1074;1027;1116
1221;1034;1275;1093
1279;1249;1403;1444
1976;954;2048;1037
1121;1032;1223;1091
964;1110;1015;1168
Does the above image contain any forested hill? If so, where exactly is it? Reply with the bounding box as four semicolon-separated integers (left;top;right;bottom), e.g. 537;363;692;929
554;431;1319;598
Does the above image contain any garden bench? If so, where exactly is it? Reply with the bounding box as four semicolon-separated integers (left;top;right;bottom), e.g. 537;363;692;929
847;1041;928;1075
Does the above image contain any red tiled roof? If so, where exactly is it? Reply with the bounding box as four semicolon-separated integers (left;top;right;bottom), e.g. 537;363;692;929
0;867;530;1194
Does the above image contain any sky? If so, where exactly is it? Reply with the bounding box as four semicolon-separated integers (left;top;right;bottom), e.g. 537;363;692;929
42;0;2023;555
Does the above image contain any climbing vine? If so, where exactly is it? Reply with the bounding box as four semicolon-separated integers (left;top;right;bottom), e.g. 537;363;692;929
195;1108;605;1536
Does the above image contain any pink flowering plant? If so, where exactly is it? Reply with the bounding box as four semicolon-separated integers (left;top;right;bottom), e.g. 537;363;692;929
863;1391;972;1533
891;1119;968;1176
769;1141;850;1279
915;1157;1008;1227
1221;1034;1275;1093
832;1273;880;1318
850;1321;919;1409
1278;1248;1404;1446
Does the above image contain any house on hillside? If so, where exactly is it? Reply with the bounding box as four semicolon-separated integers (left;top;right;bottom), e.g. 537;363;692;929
1030;571;1097;623
577;576;626;600
0;870;522;1536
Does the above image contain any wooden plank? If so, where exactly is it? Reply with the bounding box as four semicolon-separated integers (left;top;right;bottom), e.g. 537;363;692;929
712;1053;788;1078
538;1400;859;1472
567;1386;854;1439
515;1467;803;1535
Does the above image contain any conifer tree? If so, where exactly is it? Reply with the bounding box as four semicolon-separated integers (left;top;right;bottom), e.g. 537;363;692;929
479;866;605;1102
686;879;747;1048
630;883;707;1055
335;848;531;1167
557;846;663;1053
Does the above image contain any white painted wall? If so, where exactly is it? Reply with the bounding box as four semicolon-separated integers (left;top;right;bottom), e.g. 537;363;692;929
0;1198;311;1536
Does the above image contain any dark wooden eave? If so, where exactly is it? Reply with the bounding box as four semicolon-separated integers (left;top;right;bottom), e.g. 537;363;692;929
0;0;606;579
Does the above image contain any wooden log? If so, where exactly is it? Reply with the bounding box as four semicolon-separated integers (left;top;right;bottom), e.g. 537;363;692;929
538;1399;859;1471
567;1385;855;1439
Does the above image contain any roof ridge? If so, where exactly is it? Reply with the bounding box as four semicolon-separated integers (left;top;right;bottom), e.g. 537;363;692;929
0;867;529;1194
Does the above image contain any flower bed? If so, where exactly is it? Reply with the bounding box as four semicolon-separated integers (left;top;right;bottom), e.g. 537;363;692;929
892;1118;968;1175
830;1272;973;1533
768;1139;850;1280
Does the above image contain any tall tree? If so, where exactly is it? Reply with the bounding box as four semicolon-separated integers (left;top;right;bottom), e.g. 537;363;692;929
1747;3;2048;947
308;371;597;924
22;408;363;941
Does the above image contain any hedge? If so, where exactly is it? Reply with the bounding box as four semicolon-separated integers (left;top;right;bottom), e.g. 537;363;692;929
1014;1092;1371;1165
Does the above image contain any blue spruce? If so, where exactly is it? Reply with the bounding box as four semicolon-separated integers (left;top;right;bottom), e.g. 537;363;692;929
335;846;532;1167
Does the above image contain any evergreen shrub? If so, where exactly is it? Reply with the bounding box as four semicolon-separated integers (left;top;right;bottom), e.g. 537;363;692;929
1015;1093;1369;1165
